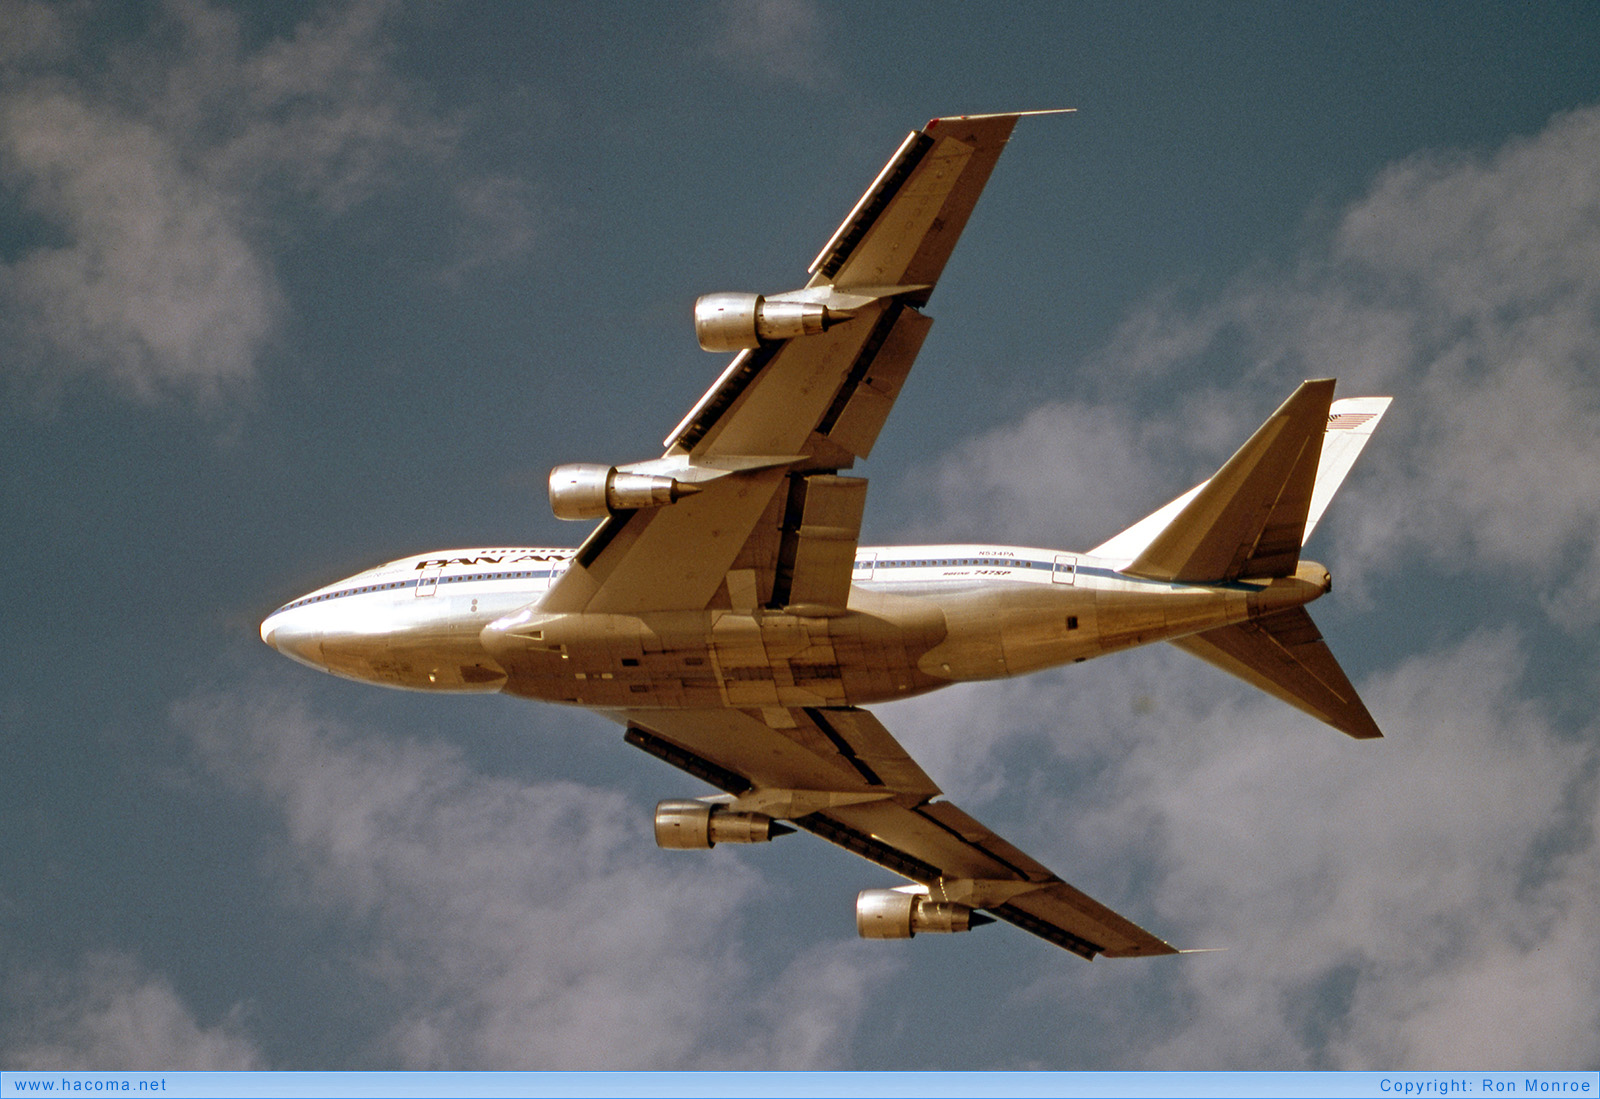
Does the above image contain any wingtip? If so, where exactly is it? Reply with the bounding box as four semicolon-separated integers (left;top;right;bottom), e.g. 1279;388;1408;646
925;108;1076;129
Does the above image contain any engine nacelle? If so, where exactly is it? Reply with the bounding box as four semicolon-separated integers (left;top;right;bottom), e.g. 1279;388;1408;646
855;888;984;939
548;464;699;521
694;292;837;352
653;799;791;849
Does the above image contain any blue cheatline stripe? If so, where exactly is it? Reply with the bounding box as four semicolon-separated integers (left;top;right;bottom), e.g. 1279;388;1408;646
272;568;563;616
854;556;1196;588
270;548;1257;619
275;554;1073;617
856;556;1260;591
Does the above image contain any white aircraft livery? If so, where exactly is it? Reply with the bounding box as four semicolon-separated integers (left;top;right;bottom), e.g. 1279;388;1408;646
262;112;1390;960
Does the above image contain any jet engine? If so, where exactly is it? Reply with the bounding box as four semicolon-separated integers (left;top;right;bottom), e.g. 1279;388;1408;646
854;888;991;939
693;292;840;352
653;799;794;849
548;464;700;521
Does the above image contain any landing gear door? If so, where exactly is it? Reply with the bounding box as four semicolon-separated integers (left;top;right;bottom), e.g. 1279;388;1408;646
1052;554;1077;585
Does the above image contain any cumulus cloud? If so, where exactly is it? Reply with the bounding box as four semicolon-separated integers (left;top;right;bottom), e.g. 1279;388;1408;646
0;90;279;401
169;686;890;1069
0;1;74;71
906;105;1600;618
894;401;1165;548
882;102;1600;1070
0;1;458;404
441;173;545;287
879;634;1597;1070
1080;105;1600;625
3;951;263;1070
1098;633;1598;1068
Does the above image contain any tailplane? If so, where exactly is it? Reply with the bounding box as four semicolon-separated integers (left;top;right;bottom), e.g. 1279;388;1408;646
1089;381;1392;740
1170;609;1383;739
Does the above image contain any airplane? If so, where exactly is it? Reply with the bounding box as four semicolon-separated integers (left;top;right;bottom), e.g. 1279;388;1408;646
260;111;1390;960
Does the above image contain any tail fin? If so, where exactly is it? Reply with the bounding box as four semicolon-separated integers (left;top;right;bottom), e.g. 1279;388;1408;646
1089;380;1392;740
1121;380;1332;582
1304;396;1392;543
1091;385;1392;580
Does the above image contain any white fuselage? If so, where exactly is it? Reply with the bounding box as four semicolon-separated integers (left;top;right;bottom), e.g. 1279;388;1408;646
261;544;1326;709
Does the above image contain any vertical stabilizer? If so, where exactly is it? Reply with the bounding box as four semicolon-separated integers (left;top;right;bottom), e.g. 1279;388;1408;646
1121;380;1334;583
1088;382;1393;741
1303;396;1392;543
1093;389;1393;571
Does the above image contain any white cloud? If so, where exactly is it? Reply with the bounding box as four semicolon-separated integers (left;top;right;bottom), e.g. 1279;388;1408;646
878;102;1600;1070
895;102;1600;631
732;943;898;1069
0;91;279;402
1071;104;1600;625
0;0;75;70
171;686;889;1068
1101;632;1600;1069
882;633;1597;1070
441;173;545;287
896;400;1172;549
214;1;455;214
3;952;263;1071
0;1;459;405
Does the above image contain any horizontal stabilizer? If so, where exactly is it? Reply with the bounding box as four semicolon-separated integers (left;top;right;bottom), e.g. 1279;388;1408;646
1123;380;1334;583
1170;608;1383;739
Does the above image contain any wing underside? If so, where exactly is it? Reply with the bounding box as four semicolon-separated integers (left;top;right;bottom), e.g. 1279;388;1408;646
542;114;1035;619
620;706;1176;960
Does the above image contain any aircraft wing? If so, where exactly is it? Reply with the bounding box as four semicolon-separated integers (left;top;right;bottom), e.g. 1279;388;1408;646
541;113;1047;617
621;705;1178;960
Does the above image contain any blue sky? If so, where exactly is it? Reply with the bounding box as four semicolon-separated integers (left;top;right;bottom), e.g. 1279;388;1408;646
3;0;1598;1071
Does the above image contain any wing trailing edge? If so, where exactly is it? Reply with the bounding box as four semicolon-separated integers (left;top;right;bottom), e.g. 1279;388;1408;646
621;706;1177;959
550;112;1063;618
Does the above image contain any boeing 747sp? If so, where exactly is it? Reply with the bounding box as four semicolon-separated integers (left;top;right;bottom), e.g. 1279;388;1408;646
262;112;1389;959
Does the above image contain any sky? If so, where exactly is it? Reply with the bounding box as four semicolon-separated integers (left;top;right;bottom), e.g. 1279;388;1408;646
3;0;1598;1072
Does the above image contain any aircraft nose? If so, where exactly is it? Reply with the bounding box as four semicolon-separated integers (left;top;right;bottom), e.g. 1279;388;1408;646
259;607;324;668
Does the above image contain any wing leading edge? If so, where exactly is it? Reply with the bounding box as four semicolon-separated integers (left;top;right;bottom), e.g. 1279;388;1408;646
621;705;1176;960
